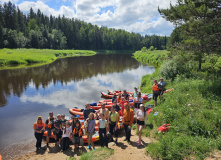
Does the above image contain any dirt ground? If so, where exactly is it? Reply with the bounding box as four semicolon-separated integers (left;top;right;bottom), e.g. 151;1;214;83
14;129;152;160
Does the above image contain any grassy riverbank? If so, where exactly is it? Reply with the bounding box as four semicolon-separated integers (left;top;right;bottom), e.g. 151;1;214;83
133;49;221;159
0;48;96;70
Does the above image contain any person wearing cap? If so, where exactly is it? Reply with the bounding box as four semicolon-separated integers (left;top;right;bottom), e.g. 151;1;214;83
133;87;138;99
95;103;109;119
33;116;45;151
122;90;129;100
83;103;95;120
152;79;160;107
136;104;147;146
158;78;165;100
45;112;56;147
133;92;143;109
122;103;134;143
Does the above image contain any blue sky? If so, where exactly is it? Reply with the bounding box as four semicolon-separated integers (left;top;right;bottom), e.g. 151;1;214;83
1;0;178;36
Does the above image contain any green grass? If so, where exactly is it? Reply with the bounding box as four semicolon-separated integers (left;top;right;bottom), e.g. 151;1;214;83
133;49;221;159
79;147;114;160
0;48;96;70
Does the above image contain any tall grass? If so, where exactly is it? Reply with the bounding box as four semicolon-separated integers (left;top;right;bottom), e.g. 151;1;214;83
0;48;96;69
79;147;113;160
133;49;221;159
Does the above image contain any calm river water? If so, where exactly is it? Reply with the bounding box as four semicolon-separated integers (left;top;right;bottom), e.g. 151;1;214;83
0;53;154;159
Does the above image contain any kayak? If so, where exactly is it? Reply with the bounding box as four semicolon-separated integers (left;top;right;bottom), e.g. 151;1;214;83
69;109;97;119
108;90;133;95
164;88;173;93
101;92;134;100
158;124;170;133
146;108;154;115
99;99;112;103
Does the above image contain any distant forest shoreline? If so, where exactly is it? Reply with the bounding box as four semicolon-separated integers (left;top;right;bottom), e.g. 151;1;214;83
0;1;169;50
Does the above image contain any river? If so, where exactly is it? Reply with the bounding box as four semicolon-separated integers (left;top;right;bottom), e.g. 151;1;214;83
0;53;154;159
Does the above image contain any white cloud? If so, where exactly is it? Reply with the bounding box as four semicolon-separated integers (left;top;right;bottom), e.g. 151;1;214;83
16;0;177;35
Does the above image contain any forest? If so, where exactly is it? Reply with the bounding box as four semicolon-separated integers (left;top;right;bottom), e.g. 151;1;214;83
0;1;169;50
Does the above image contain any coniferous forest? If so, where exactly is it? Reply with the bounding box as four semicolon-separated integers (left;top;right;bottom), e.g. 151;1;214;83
0;1;169;50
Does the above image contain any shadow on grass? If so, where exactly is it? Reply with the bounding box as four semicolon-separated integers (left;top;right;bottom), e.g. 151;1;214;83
63;146;87;157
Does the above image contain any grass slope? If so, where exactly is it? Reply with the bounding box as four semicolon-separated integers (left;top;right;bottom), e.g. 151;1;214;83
133;49;221;159
0;48;96;70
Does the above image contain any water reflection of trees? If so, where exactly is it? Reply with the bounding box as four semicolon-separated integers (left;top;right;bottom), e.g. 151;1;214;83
0;54;140;107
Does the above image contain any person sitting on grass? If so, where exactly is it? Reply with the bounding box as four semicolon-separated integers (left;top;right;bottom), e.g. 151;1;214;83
98;113;108;147
136;104;147;146
87;112;95;150
33;116;45;151
108;106;119;145
61;121;72;152
73;121;83;149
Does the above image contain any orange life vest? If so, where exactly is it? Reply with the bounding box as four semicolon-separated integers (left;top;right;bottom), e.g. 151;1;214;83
73;127;83;137
47;117;55;129
152;83;159;92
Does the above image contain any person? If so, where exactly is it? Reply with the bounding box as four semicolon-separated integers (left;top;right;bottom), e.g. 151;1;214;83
54;114;62;148
83;102;95;120
72;121;83;149
122;90;129;100
61;121;72;152
133;92;143;109
96;103;109;119
87;112;95;150
116;93;122;103
122;103;134;143
60;114;67;131
33;116;45;151
112;101;120;114
158;78;165;100
108;106;119;145
112;94;117;103
45;112;56;147
136;104;147;146
119;97;126;116
152;79;160;107
71;115;80;131
133;87;138;99
98;113;108;147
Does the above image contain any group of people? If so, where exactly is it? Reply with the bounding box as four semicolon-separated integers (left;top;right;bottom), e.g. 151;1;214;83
33;82;165;152
152;78;165;107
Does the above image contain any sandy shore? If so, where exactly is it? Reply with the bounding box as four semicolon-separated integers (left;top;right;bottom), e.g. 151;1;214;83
12;129;152;160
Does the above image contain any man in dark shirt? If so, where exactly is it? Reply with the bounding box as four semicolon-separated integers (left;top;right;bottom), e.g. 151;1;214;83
45;112;56;147
112;101;120;114
122;90;129;100
83;102;95;120
54;114;62;147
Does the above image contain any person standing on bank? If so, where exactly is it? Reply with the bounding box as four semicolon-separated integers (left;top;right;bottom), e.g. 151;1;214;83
108;106;119;145
136;104;147;146
152;79;160;107
87;113;95;150
122;103;134;143
98;113;108;147
54;114;62;148
33;116;45;151
45;112;56;147
133;87;138;99
61;121;72;152
158;78;165;100
83;102;95;120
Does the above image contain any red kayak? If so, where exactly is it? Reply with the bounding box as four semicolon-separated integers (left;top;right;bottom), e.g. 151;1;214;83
164;88;173;93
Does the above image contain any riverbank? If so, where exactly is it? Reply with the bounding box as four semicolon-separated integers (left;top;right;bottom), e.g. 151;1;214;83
13;129;151;160
133;49;221;159
0;49;96;70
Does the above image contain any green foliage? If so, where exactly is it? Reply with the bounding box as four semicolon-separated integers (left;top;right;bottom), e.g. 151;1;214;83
149;46;155;51
0;48;96;69
79;147;113;160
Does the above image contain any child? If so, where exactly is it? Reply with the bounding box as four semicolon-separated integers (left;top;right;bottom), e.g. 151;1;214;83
98;113;108;147
87;113;95;149
61;121;72;152
73;121;83;149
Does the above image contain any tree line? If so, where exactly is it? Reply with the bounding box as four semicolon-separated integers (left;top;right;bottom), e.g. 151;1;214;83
0;1;169;50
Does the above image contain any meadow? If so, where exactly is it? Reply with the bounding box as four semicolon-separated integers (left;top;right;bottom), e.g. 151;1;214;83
0;48;96;70
133;49;221;159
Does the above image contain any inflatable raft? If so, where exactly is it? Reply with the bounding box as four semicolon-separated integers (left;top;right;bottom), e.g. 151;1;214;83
158;124;170;133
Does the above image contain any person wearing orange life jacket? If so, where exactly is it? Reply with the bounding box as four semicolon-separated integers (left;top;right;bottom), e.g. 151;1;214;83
122;103;134;143
152;79;160;107
116;93;122;103
72;121;83;149
45;112;56;147
33;116;45;151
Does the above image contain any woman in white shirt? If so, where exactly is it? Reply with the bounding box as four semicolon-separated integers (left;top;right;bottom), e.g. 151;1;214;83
136;104;147;146
61;121;72;151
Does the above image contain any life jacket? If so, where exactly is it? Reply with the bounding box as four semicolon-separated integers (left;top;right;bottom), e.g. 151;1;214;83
47;117;55;129
117;97;121;103
73;127;83;137
152;83;159;92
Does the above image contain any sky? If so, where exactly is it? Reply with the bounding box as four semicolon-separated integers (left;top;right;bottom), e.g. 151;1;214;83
1;0;178;36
